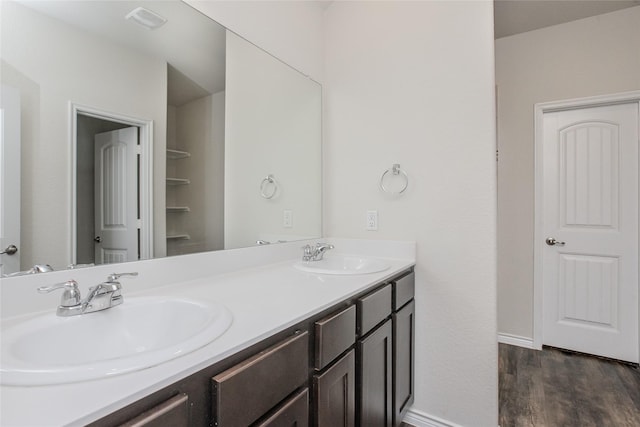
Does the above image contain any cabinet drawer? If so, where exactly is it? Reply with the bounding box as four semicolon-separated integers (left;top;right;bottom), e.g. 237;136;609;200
357;284;392;336
393;271;415;311
255;388;309;427
315;305;356;370
119;393;188;427
211;331;309;426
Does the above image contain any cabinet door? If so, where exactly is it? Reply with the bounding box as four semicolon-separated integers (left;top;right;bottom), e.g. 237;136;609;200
393;300;415;427
118;393;189;427
256;388;309;427
358;319;392;427
313;350;355;427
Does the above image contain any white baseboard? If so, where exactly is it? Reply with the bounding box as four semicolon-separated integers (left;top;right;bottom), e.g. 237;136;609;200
498;333;536;349
403;408;462;427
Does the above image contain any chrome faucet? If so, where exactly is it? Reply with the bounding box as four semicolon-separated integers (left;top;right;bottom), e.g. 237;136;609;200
37;272;138;317
301;243;335;262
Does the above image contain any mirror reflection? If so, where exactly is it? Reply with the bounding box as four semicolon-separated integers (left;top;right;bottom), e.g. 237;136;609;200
0;0;322;276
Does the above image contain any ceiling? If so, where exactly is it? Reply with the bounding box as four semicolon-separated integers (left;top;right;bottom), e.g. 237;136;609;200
20;1;226;98
494;0;640;39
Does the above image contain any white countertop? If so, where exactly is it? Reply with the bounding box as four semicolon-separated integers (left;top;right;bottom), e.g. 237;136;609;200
0;239;414;426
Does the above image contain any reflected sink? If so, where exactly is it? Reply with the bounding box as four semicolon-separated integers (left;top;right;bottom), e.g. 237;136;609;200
294;256;390;275
1;297;232;386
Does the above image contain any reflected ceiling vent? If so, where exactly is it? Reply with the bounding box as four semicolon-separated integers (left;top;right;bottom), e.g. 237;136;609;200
125;7;167;30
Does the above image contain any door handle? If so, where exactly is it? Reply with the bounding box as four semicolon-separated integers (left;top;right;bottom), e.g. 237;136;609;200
0;244;18;255
545;237;565;246
94;236;102;243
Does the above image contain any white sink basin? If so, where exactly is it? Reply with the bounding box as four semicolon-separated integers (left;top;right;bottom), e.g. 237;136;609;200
294;256;390;275
0;297;232;386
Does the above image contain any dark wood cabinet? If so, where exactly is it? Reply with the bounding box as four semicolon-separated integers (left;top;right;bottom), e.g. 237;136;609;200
313;350;356;427
357;284;392;336
356;271;415;427
358;319;393;427
391;271;416;426
393;300;415;426
256;388;309;427
89;268;414;427
211;331;309;426
315;305;356;371
118;393;189;427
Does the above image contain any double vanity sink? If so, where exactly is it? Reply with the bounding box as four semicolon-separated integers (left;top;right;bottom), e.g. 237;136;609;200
2;254;388;386
0;240;413;426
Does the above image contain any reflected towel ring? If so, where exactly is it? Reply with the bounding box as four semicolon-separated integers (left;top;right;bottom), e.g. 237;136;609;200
260;174;278;199
379;164;408;195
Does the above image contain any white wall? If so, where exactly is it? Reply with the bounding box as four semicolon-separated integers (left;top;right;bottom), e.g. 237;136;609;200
324;2;497;425
206;91;226;251
496;6;640;340
185;1;325;83
0;1;167;269
224;32;322;249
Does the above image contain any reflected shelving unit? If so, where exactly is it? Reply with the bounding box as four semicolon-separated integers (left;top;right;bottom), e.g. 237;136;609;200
166;148;191;160
166;148;191;246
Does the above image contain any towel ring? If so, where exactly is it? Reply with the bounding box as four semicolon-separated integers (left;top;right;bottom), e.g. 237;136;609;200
379;164;408;195
260;174;278;199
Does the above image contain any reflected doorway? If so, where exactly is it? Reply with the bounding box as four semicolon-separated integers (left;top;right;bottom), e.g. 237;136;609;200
72;105;153;266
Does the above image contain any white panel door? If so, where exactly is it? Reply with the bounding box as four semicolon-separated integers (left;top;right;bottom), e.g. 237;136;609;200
94;127;138;264
542;102;639;363
0;85;21;275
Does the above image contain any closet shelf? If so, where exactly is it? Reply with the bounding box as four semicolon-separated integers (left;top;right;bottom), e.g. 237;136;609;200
166;149;191;160
167;234;191;240
166;206;190;212
166;178;190;185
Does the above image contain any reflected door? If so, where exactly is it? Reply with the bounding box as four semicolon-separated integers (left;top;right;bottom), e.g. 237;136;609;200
94;127;139;264
0;85;21;275
542;102;639;363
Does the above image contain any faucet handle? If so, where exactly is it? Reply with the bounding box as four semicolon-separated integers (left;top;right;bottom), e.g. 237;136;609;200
106;272;138;282
37;280;81;307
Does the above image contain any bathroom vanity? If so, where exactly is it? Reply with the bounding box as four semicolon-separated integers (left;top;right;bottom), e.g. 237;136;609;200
0;239;415;426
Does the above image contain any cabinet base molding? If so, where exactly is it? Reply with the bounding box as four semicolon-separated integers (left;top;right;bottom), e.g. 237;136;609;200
403;408;462;427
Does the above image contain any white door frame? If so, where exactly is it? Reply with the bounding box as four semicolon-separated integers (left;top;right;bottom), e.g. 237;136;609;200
70;103;154;263
0;85;21;275
533;90;640;355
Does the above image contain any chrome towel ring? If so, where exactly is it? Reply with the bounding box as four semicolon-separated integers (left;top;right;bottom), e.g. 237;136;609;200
379;164;408;195
260;174;278;199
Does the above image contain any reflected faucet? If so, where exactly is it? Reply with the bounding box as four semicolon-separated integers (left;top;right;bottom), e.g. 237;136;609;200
3;264;54;277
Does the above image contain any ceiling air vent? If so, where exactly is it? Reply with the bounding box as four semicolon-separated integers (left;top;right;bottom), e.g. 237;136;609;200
125;7;167;30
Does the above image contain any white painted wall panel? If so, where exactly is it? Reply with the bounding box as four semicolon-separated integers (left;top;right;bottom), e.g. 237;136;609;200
324;2;497;425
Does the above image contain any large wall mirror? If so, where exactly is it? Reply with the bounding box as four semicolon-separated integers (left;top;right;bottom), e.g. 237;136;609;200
0;0;322;276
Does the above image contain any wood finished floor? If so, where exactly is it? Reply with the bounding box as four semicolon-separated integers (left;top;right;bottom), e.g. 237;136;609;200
499;343;640;427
